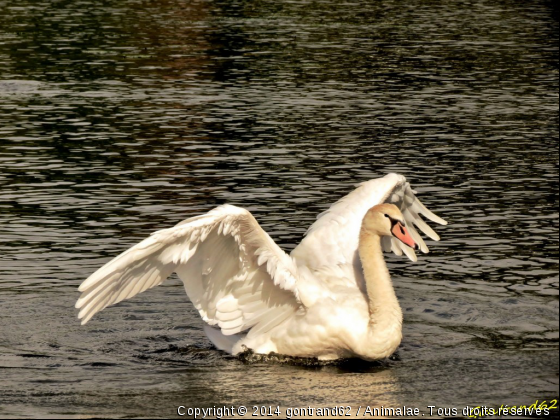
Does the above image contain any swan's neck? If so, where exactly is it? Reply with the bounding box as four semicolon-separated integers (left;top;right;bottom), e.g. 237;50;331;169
358;230;403;357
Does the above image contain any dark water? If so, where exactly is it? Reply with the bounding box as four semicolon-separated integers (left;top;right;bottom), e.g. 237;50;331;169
0;0;558;418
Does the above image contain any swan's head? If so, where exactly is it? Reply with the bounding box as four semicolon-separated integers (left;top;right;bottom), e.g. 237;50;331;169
362;203;418;249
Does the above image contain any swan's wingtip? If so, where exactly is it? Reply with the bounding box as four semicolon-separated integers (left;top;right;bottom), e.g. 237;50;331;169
385;172;405;182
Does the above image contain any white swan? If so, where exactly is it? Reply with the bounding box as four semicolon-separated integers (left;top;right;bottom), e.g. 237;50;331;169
76;173;447;361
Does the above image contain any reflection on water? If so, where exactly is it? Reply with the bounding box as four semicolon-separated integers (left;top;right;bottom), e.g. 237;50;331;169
0;0;558;418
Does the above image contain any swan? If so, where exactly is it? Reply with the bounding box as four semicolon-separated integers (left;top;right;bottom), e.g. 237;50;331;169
75;173;447;361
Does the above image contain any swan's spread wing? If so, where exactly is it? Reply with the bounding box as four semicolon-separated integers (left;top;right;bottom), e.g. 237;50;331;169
381;178;447;262
76;205;302;336
291;173;447;270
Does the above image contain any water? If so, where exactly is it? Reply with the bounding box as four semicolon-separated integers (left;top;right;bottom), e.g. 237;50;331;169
0;0;558;418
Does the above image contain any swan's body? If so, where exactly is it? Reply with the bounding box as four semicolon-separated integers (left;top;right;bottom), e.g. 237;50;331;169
76;173;447;361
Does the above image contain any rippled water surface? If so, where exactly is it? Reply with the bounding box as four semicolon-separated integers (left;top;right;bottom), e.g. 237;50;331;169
0;0;558;418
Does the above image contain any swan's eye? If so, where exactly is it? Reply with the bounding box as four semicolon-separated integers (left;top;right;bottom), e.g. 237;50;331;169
384;214;389;218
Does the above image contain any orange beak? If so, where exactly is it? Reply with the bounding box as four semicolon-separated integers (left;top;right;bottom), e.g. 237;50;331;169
391;222;418;249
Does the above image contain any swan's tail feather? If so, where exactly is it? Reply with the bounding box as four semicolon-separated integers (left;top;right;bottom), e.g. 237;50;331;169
203;324;244;353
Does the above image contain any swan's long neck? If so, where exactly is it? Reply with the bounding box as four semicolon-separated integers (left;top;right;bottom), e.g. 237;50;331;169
358;230;403;357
